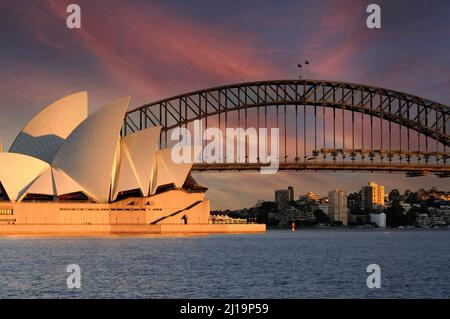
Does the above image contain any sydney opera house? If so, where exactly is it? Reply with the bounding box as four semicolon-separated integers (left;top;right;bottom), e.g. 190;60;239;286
0;93;264;235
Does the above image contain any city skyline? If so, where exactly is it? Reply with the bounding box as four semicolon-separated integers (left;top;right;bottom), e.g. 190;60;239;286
232;181;449;229
223;180;448;210
195;172;448;209
0;0;449;210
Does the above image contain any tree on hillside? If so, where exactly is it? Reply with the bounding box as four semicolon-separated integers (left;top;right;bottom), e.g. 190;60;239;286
386;202;406;227
313;209;330;224
388;189;401;203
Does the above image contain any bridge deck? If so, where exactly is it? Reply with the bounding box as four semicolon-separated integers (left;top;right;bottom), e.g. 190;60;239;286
192;162;449;176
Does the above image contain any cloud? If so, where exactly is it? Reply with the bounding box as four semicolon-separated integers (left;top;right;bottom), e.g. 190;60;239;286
43;0;277;103
0;0;447;210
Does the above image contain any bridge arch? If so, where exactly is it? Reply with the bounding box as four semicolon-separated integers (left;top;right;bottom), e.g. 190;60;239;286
123;79;449;176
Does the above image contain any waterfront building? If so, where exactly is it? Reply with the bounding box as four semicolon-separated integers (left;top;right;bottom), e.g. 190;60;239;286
209;214;248;224
328;189;348;225
416;214;447;228
0;92;264;235
369;213;386;227
279;207;315;225
416;214;429;228
437;206;450;223
361;182;385;209
429;215;448;227
348;214;368;225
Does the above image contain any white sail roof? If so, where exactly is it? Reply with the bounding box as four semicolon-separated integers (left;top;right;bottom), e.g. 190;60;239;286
2;91;204;204
9;92;88;163
111;143;141;200
23;167;55;196
153;148;194;193
52;97;130;203
0;153;49;202
123;127;161;195
22;167;88;198
52;168;88;197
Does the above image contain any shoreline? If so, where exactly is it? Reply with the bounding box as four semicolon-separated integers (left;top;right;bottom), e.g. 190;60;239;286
1;226;449;239
268;226;450;231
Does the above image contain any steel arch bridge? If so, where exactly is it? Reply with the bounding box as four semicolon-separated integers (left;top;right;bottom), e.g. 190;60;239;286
123;79;450;177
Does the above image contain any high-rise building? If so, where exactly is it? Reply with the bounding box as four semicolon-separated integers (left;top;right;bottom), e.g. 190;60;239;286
361;182;385;209
306;191;320;203
298;191;321;204
328;189;348;225
288;186;294;202
275;189;290;210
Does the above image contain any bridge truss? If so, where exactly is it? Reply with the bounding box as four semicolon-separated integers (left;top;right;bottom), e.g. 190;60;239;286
123;80;449;177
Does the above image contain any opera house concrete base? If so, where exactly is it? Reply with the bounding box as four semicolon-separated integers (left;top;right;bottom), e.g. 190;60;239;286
0;190;265;235
0;224;266;236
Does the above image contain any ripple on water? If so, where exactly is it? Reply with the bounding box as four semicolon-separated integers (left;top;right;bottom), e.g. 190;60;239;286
0;229;449;298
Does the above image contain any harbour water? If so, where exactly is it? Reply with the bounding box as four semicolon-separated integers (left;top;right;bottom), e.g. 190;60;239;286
0;229;449;298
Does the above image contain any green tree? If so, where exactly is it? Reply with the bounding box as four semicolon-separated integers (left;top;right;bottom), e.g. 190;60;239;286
386;203;406;227
406;210;417;226
388;189;401;204
313;209;330;224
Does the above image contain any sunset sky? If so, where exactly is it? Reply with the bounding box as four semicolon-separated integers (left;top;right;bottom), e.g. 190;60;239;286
0;0;449;209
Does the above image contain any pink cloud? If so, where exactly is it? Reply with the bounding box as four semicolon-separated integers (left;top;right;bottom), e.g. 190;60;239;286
301;2;382;81
2;0;446;210
43;0;277;103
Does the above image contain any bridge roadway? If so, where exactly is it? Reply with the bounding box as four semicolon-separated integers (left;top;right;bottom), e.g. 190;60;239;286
192;162;450;177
